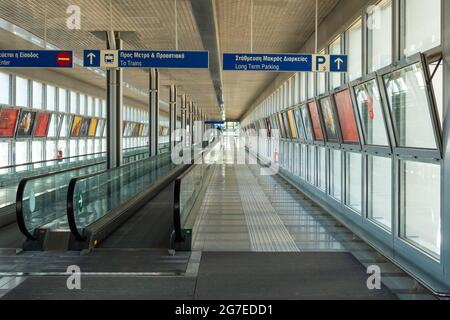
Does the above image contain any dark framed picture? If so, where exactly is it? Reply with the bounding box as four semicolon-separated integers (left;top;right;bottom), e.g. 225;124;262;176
16;110;37;138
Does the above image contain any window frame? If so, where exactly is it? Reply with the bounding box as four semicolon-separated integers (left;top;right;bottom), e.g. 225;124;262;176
349;73;394;156
306;98;326;146
377;53;443;160
331;84;364;152
316;92;342;148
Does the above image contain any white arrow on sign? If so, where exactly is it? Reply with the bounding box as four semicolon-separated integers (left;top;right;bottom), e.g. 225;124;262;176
334;58;344;70
87;52;96;65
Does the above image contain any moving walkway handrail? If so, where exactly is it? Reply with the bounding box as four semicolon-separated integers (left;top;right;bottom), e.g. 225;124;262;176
16;160;107;240
66;148;175;242
15;147;154;240
172;139;216;243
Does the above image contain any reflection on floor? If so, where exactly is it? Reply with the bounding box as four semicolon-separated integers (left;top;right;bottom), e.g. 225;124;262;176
192;137;436;300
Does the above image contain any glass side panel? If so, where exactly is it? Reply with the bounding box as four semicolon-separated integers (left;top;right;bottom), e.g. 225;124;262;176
400;160;441;258
319;96;339;142
180;164;210;227
368;155;392;230
301;105;313;141
334;89;359;143
21;161;107;235
308;101;324;141
354;79;389;146
383;62;437;149
71;152;180;235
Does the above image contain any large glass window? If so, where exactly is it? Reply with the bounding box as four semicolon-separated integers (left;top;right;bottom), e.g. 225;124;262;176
346;19;362;81
16;76;29;107
400;161;441;257
32;81;43;109
318;147;326;191
367;0;392;72
329;37;342;89
383;62;437;149
31;141;42;163
301;144;307;178
70;92;78;114
319;97;339;142
307;73;315;99
368;155;392;230
16;141;28;165
300;73;307;102
69;140;77;157
294;73;300;105
334;89;359;143
345;152;362;213
0;142;9;166
0;72;10;104
46;85;56;111
354;79;389;146
329;149;342;201
79;95;86;115
402;0;441;57
308;146;316;184
59;89;67;113
46;140;56;160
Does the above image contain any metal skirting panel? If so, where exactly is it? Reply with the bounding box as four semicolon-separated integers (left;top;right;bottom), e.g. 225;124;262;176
235;166;299;252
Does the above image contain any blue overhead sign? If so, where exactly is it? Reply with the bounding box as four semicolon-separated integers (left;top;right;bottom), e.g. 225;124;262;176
223;53;348;73
83;50;209;69
206;121;225;125
0;50;73;68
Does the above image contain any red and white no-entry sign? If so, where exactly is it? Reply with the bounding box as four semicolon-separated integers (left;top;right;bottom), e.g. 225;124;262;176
56;51;72;67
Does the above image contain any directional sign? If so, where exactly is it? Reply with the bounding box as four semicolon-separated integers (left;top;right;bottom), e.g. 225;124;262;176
223;53;348;73
0;50;73;68
205;121;225;125
83;50;209;69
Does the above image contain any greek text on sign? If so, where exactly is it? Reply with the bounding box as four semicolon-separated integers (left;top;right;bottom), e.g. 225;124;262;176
83;50;209;69
222;53;348;73
0;50;73;68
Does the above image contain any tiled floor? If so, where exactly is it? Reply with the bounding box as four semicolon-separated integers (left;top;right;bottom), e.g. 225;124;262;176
192;138;437;299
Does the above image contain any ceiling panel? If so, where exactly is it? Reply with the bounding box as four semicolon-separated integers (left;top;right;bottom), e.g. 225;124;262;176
0;0;221;118
217;0;339;119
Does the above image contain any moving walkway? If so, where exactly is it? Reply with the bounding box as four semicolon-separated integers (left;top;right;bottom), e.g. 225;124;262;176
16;140;215;251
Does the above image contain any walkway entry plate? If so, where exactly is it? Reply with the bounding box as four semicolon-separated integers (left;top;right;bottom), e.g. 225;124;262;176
0;50;73;68
83;50;209;69
223;53;348;72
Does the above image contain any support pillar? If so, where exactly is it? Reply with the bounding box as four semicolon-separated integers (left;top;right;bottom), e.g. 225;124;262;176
106;31;123;169
169;85;177;151
149;68;159;157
